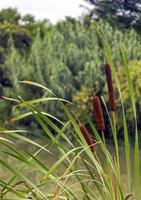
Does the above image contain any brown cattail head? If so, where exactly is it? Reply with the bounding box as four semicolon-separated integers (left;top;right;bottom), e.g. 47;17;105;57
93;96;105;131
105;63;115;111
80;123;95;152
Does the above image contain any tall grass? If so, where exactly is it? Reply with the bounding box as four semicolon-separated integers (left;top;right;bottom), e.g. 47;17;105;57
0;32;140;199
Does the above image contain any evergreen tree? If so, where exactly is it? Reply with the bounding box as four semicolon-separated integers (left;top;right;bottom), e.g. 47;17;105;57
0;7;21;24
84;0;141;30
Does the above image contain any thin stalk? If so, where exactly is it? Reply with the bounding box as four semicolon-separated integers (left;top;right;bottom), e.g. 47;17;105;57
111;111;120;182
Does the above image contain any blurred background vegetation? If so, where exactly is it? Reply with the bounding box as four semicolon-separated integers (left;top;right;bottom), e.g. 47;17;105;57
0;0;141;137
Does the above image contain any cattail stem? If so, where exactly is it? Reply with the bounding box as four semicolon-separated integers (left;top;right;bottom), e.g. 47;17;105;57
101;131;106;147
111;111;120;184
111;170;118;200
105;64;120;184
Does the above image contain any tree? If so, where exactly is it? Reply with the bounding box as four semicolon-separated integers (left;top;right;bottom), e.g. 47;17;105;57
0;7;21;24
84;0;141;30
22;14;35;24
0;23;31;49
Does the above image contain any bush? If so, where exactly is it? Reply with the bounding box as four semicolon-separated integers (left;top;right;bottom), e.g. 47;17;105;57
116;60;141;135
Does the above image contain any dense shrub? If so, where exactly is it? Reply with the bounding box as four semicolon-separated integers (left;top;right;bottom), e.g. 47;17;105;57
116;60;141;135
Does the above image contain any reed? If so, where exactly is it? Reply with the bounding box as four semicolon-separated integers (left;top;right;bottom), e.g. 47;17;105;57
105;63;115;111
79;122;95;152
92;96;105;132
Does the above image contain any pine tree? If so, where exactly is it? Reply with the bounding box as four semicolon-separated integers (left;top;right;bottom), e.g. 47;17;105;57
84;0;141;30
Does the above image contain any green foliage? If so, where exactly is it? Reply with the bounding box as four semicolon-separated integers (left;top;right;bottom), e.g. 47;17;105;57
0;64;139;199
72;86;93;119
72;60;141;136
0;22;31;49
0;19;99;126
0;7;21;24
84;0;141;30
0;7;141;200
0;6;141;200
1;16;141;131
116;60;141;134
22;14;35;24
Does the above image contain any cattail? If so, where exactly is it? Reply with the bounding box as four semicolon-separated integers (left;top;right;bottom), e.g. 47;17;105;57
93;96;105;131
105;63;115;111
80;123;95;152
